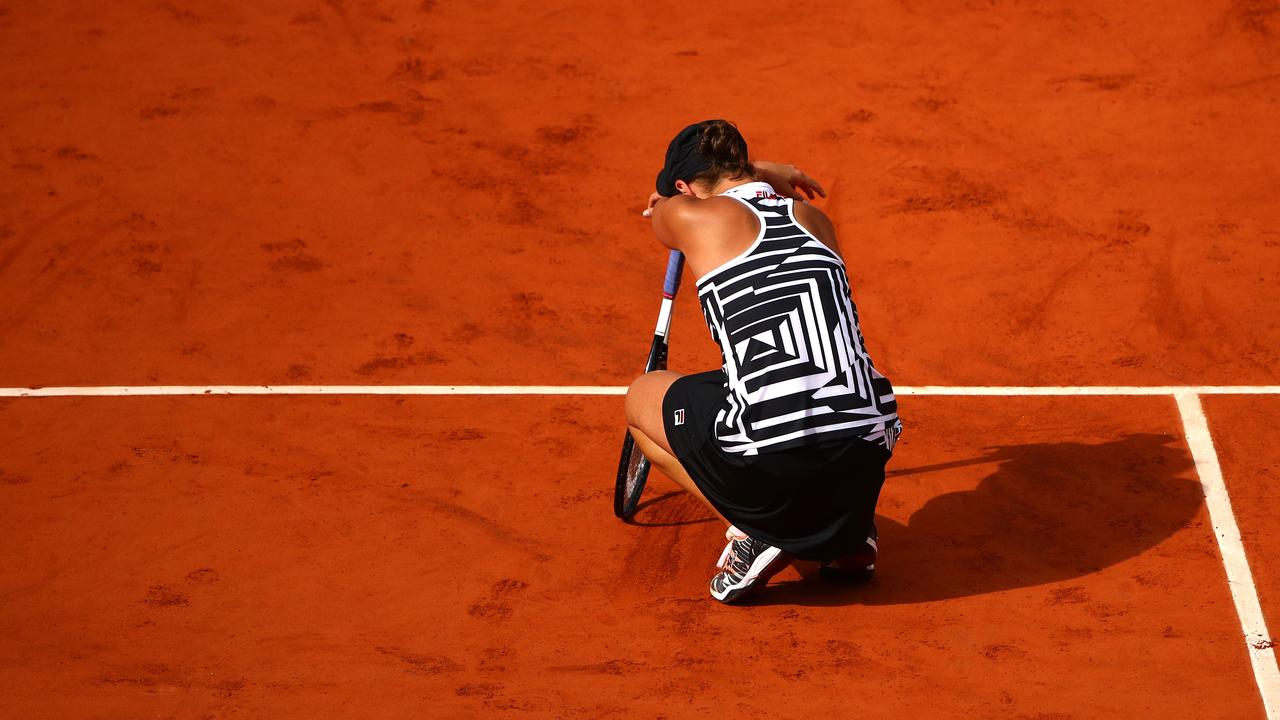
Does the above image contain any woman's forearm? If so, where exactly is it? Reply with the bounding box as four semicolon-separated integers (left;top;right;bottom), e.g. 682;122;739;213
752;160;826;201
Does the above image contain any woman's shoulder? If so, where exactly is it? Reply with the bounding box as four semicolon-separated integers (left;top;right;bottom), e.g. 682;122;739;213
651;194;760;271
654;194;757;238
660;193;748;218
792;200;839;253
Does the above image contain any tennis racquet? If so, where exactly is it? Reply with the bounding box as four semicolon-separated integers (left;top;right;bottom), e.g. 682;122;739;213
614;249;685;519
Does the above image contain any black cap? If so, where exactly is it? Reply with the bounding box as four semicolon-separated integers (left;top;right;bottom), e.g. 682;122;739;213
655;121;714;197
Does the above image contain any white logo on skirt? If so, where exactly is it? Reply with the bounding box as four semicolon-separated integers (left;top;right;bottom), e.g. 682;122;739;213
673;408;685;426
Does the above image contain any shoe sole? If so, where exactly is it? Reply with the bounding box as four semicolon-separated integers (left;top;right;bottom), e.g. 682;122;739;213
710;546;792;604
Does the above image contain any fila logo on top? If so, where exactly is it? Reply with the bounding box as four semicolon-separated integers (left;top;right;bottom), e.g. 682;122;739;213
673;408;686;426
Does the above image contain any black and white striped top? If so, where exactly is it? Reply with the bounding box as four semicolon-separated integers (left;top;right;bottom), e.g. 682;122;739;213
697;182;901;456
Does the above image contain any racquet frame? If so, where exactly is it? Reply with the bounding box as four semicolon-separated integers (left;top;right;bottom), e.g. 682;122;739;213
614;250;684;519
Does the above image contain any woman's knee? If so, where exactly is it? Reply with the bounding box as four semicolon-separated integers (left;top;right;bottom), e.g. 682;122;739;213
624;376;648;427
624;370;677;428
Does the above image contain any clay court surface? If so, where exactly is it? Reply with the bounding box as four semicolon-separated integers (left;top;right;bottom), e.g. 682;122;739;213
2;1;1280;717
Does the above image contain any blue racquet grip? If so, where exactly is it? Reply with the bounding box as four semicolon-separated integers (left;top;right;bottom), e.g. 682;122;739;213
663;250;685;298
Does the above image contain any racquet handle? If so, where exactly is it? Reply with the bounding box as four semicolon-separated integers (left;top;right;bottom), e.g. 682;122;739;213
662;250;685;298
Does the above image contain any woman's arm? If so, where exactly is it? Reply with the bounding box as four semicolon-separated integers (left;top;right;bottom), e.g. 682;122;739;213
792;201;844;260
753;161;827;201
641;161;826;216
647;194;697;250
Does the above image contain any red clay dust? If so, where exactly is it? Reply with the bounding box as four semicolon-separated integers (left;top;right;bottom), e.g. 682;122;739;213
2;1;1279;718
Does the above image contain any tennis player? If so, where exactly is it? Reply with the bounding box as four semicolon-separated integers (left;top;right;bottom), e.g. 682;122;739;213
626;120;902;604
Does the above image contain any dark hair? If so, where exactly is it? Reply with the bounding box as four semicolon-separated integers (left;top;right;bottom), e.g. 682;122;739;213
689;120;753;188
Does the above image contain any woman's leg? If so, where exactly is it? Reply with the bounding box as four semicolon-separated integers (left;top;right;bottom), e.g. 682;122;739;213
627;371;790;604
624;370;730;525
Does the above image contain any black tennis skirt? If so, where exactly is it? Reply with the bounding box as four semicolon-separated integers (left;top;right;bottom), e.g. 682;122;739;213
662;370;891;561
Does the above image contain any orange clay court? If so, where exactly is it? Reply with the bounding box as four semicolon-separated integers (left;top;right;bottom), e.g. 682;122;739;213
2;1;1279;718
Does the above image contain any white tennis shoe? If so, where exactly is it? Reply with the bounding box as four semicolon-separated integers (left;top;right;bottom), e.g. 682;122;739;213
709;526;791;604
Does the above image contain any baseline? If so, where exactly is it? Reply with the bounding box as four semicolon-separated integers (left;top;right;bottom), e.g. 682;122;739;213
3;384;1280;398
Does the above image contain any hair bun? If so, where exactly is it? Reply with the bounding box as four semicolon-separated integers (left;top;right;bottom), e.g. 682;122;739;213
698;120;750;175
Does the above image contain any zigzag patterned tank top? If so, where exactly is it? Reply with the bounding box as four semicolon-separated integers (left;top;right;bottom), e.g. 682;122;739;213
696;182;901;456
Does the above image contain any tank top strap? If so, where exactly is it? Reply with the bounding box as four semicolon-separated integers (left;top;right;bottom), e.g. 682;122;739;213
718;181;794;225
718;181;786;204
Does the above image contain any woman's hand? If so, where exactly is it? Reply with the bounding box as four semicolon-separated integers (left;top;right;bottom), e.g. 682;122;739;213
754;161;827;202
642;191;662;217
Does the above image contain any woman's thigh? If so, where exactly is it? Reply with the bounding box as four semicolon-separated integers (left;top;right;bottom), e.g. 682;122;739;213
624;370;683;456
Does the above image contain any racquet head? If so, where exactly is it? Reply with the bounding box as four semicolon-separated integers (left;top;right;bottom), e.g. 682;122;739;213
613;430;651;519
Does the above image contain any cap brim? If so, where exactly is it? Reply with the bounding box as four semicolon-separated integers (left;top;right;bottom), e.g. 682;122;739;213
656;167;678;197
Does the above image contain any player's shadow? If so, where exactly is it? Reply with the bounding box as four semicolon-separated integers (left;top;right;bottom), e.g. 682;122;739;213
750;432;1202;606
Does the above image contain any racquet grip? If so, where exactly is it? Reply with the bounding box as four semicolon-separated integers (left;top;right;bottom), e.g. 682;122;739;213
662;250;685;298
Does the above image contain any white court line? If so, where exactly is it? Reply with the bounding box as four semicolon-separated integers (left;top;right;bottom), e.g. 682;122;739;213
902;385;1280;396
0;385;627;397
1176;392;1280;719
2;384;1280;397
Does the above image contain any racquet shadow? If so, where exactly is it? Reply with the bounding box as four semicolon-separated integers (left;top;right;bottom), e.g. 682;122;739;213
628;490;719;527
747;432;1202;606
